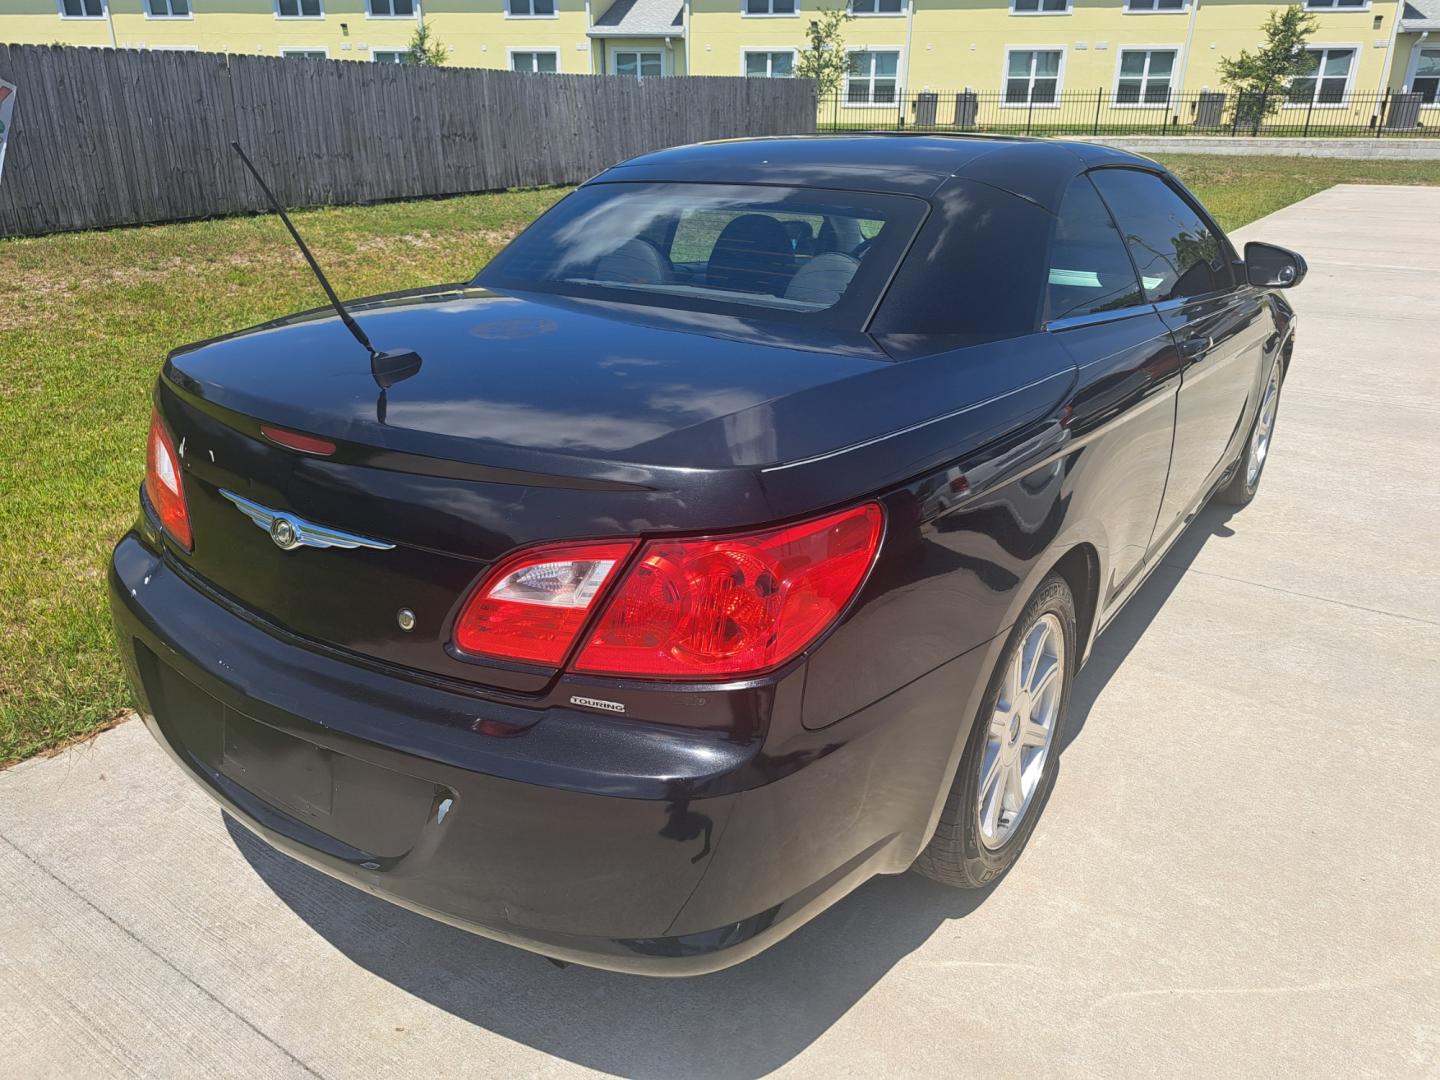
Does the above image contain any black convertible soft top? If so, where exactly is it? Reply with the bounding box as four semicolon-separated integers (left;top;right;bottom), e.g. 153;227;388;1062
599;133;1163;210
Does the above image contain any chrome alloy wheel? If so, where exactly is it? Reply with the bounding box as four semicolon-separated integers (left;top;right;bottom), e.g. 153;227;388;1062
1247;363;1281;488
977;613;1065;850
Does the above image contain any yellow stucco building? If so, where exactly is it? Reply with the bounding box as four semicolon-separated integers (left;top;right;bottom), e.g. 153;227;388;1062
3;0;1437;126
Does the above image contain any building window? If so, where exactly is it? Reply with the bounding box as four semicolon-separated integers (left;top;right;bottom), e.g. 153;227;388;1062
1410;48;1440;103
372;49;409;62
1288;47;1354;104
849;0;903;14
276;0;322;16
1011;0;1070;14
59;0;105;16
280;47;328;58
1304;0;1367;8
744;0;795;12
507;0;555;15
613;50;663;77
744;50;795;77
1115;48;1176;103
146;0;190;16
512;50;558;72
846;50;899;103
1124;0;1185;10
368;0;414;14
1005;49;1063;103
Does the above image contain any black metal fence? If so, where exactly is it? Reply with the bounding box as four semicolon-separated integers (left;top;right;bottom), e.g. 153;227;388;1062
818;89;1437;138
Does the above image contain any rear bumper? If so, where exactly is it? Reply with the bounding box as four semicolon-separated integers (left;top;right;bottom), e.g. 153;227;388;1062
110;530;996;975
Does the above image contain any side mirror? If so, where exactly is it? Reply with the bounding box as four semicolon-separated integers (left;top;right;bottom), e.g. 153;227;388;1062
1244;241;1307;289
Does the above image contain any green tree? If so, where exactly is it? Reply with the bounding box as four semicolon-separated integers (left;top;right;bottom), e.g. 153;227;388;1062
794;9;854;99
1217;5;1319;128
406;19;450;66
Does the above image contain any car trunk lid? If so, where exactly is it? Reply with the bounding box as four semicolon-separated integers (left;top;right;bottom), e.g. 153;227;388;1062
154;286;895;691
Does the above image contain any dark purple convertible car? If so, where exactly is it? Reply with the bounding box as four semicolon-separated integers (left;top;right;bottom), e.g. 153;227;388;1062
111;134;1303;974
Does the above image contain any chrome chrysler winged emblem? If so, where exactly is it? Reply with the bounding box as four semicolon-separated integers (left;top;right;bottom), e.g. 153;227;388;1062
218;489;395;552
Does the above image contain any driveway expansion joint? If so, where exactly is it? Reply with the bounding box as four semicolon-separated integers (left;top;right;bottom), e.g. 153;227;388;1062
1162;563;1440;629
0;830;327;1080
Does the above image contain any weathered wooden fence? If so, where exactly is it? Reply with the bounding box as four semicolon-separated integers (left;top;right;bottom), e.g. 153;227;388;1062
0;44;817;237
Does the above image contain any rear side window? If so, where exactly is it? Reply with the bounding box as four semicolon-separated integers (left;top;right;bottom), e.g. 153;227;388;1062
870;178;1052;344
475;182;925;330
1090;169;1235;303
1046;176;1145;322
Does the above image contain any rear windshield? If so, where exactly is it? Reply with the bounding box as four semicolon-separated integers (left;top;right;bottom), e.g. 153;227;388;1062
475;182;927;330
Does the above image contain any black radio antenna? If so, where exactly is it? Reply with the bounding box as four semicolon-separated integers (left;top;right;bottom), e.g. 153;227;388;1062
230;142;420;415
231;141;376;357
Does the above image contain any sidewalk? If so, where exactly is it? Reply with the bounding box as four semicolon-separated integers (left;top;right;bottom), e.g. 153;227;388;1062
1063;135;1440;159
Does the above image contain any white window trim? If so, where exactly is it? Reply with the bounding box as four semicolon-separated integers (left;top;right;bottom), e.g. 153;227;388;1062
370;46;410;61
741;47;798;76
280;45;330;57
741;0;798;16
847;0;906;17
273;0;324;19
508;46;562;72
1111;45;1181;107
1403;43;1440;107
365;0;419;19
1001;46;1066;107
1009;0;1072;16
610;48;665;76
57;0;106;19
505;0;558;18
1121;0;1188;14
1283;43;1360;108
842;46;905;105
144;0;193;21
1303;0;1370;10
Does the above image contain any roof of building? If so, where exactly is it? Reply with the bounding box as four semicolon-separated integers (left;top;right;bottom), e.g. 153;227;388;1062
587;0;685;37
1401;0;1440;30
596;134;1160;211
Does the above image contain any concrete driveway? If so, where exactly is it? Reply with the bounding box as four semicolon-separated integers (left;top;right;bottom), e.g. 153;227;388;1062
3;184;1438;1080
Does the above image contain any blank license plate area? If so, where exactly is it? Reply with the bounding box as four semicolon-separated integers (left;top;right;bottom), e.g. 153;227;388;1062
221;708;334;819
138;646;447;860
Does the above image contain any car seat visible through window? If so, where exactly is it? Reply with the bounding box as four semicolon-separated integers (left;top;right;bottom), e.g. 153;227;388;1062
707;215;796;296
594;238;674;286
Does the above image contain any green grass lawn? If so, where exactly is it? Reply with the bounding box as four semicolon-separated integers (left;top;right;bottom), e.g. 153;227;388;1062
0;188;568;765
1162;154;1440;231
1;153;1436;765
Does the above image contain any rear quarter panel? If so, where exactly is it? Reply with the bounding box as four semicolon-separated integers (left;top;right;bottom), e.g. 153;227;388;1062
796;312;1186;742
767;313;1188;878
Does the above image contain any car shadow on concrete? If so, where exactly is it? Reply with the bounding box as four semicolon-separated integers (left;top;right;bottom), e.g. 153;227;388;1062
227;501;1238;1080
1060;501;1238;754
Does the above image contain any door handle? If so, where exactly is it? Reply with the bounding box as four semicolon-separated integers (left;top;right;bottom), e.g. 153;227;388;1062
1178;336;1212;362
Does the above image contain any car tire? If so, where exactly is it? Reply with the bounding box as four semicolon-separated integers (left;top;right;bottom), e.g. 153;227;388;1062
913;572;1076;889
1218;357;1284;507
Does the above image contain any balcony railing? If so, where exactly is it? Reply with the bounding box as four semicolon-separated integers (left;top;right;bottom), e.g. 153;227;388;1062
816;89;1438;138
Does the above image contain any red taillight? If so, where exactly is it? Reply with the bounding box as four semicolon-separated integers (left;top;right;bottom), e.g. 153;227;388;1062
260;424;337;457
574;503;883;680
452;540;638;666
144;410;192;550
450;504;884;679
